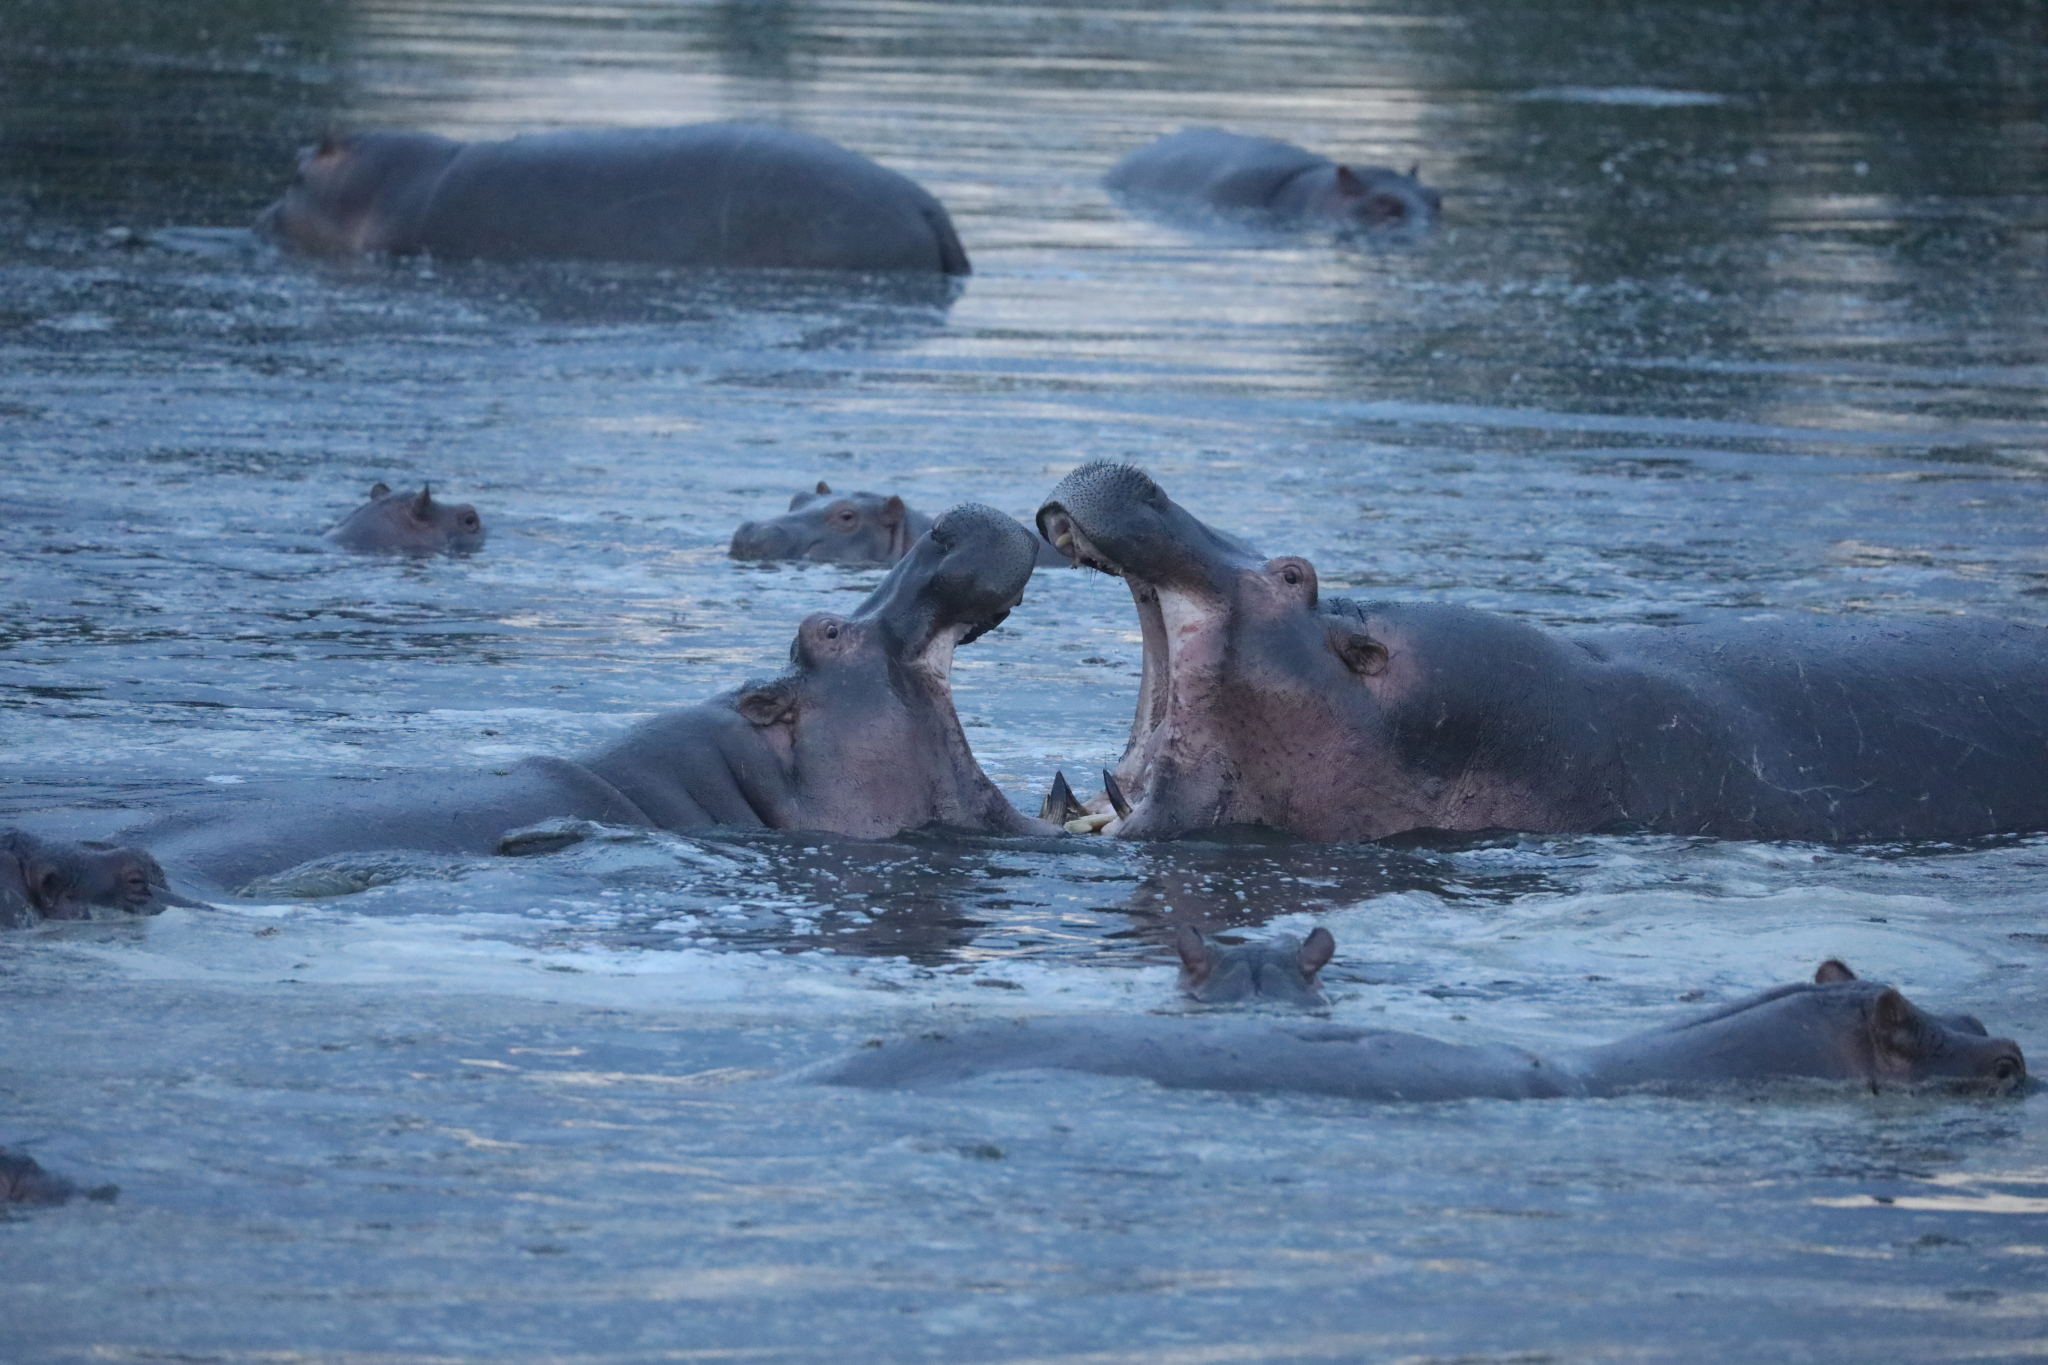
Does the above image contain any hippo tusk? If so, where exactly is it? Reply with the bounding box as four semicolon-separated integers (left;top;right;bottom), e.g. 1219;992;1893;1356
1039;770;1088;824
1102;769;1133;821
1055;529;1074;553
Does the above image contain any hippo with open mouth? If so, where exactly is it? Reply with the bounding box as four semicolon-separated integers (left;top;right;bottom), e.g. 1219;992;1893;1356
5;505;1055;903
811;959;2028;1100
1035;462;2048;845
256;123;971;275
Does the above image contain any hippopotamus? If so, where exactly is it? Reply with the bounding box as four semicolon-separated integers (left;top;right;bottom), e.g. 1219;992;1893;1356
810;960;2028;1100
1;1151;85;1206
9;505;1055;899
1175;925;1335;1008
730;482;1067;567
1105;128;1441;232
1035;462;2048;845
0;831;206;927
257;123;971;275
324;482;485;555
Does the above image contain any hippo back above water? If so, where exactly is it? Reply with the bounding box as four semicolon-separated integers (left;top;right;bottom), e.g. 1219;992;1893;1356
259;123;971;275
1106;128;1441;232
325;482;485;555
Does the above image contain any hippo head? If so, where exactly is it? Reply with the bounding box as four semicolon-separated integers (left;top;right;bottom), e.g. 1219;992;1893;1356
729;483;922;565
1;831;208;927
1038;462;1423;839
723;504;1056;837
328;482;486;555
1175;925;1335;1008
255;131;462;257
1328;164;1442;230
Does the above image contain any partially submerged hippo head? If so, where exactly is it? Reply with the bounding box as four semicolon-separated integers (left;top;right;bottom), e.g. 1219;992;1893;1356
1585;959;2028;1095
714;502;1056;836
1039;461;1393;839
325;482;486;555
1175;925;1335;1008
729;482;930;565
1321;163;1442;230
256;132;464;257
0;831;207;928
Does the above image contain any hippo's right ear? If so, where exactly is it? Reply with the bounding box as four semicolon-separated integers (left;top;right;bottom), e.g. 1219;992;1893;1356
1815;959;1858;984
1298;926;1336;978
1175;924;1218;982
735;681;798;728
369;482;392;500
815;481;832;495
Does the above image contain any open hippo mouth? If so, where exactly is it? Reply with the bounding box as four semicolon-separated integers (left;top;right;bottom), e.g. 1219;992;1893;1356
1035;463;1292;837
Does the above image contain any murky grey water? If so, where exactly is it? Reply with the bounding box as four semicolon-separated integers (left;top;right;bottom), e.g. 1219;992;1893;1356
4;1;2046;1360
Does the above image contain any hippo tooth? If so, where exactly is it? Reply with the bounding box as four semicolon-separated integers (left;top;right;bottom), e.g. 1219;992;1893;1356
1064;813;1115;834
1055;530;1074;552
1102;769;1134;820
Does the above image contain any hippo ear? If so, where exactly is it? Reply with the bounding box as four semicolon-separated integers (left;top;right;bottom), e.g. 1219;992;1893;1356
1408;162;1421;178
815;481;832;495
882;496;914;559
879;495;906;527
1870;988;1929;1070
1331;621;1389;678
411;485;435;520
1298;926;1336;978
1174;924;1216;980
1335;165;1363;193
735;681;798;728
1815;959;1858;984
369;482;391;500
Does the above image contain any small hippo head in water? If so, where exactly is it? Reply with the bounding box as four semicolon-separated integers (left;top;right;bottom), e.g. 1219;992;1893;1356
325;482;486;555
1175;925;1336;1008
729;483;931;565
0;831;208;928
1313;164;1442;231
256;132;465;257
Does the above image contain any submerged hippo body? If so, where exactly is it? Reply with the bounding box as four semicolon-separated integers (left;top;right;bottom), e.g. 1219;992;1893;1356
730;482;1067;567
11;506;1052;900
813;961;2027;1100
1106;128;1441;231
1036;463;2048;845
325;482;485;555
0;831;206;927
259;124;971;275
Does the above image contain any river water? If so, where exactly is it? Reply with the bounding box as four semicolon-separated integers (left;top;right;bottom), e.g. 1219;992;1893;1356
4;1;2046;1360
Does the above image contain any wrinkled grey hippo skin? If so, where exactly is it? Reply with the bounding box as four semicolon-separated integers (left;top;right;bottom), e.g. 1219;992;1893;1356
0;831;208;927
25;506;1053;898
1175;925;1335;1008
810;960;2027;1100
257;123;970;275
1106;128;1441;231
325;482;485;555
731;482;1067;567
1036;462;2048;845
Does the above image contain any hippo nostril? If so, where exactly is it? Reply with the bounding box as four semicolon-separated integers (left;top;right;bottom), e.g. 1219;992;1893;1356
1992;1055;2023;1084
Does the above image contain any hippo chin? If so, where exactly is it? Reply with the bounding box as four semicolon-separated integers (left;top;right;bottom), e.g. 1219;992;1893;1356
1035;462;2048;845
10;506;1053;902
731;482;1068;568
1106;128;1441;232
811;959;2027;1100
325;482;485;555
257;123;970;275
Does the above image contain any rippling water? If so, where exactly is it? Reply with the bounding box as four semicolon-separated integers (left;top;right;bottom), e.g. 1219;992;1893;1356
4;1;2046;1360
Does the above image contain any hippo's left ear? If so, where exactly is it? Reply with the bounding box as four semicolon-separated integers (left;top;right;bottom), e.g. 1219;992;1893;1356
1869;988;1929;1074
1329;620;1389;678
1815;959;1857;983
411;485;436;520
1298;926;1336;978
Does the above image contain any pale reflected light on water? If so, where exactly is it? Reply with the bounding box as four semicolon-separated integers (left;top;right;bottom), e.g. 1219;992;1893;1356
2;0;2046;1360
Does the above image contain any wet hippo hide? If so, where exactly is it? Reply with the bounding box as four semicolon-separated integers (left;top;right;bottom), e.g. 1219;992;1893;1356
16;505;1052;901
1106;128;1441;230
811;961;2027;1099
1035;462;2048;845
258;123;971;275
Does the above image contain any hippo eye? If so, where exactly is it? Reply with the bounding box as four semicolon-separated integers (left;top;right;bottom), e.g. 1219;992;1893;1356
463;513;479;529
1282;567;1301;586
823;623;839;640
